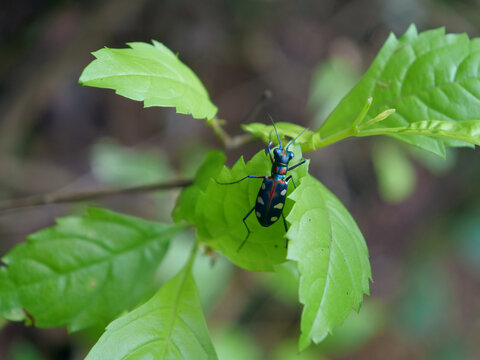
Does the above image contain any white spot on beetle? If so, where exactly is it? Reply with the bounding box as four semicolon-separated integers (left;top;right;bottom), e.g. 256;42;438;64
274;203;283;210
280;189;287;196
262;183;266;190
271;216;278;222
257;197;264;205
256;211;262;218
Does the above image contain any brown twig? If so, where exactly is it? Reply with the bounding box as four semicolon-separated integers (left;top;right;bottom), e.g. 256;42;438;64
0;90;271;212
227;133;255;150
0;179;193;212
208;89;272;149
243;89;272;124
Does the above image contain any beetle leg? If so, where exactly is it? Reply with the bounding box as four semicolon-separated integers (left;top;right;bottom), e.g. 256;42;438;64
282;212;288;248
238;206;256;251
288;159;306;171
286;175;296;189
215;175;265;185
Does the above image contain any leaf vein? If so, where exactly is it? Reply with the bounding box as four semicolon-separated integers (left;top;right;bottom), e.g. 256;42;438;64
16;233;168;287
87;73;207;101
310;188;334;339
370;75;480;119
160;266;190;360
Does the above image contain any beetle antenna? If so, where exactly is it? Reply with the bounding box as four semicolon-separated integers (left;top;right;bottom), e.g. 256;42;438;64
286;127;308;151
268;114;283;149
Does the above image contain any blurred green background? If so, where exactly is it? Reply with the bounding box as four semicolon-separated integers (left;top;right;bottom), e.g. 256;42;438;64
1;0;480;359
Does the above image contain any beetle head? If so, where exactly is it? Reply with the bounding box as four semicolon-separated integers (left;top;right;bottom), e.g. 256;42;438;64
274;148;294;165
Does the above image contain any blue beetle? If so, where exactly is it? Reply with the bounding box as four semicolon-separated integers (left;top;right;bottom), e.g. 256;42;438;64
216;119;307;250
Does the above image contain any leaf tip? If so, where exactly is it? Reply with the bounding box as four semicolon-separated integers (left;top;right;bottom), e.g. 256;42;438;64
298;334;312;353
406;23;418;33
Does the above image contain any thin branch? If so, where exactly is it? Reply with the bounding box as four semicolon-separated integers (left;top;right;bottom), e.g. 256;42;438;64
0;90;272;213
208;117;231;148
208;89;272;149
242;89;272;125
226;133;255;150
0;179;193;212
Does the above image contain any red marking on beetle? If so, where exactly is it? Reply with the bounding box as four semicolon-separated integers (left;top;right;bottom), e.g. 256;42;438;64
267;179;277;210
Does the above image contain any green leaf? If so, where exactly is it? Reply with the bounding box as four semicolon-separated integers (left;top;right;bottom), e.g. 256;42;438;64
173;151;226;224
86;252;218;360
0;267;24;321
79;41;218;120
194;146;309;272
286;176;371;350
3;208;183;331
241;122;320;153
319;25;480;156
358;119;480;146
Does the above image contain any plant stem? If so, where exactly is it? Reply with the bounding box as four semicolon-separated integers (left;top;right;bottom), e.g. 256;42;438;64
356;109;396;131
0;179;193;212
352;97;373;129
311;106;396;149
208;117;231;147
313;128;356;149
186;240;199;269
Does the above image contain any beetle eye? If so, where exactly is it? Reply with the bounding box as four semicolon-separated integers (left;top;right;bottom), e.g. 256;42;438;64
289;152;294;159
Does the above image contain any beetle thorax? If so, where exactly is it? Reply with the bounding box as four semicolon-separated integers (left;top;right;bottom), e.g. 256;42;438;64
271;148;293;179
271;163;288;179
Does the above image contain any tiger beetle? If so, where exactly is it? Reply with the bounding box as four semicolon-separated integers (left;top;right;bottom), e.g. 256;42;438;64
216;118;307;251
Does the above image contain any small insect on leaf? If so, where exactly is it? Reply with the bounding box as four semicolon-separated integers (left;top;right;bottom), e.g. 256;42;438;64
188;134;309;271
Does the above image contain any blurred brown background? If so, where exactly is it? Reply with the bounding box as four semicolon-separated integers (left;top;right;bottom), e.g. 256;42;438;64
1;0;480;359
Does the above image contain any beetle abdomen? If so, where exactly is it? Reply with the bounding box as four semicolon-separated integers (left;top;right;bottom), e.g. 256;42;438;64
254;177;288;227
